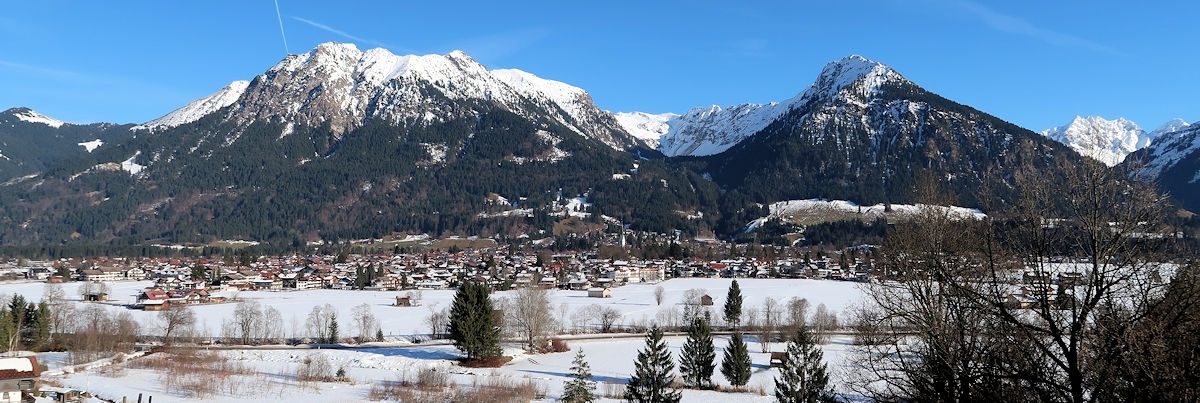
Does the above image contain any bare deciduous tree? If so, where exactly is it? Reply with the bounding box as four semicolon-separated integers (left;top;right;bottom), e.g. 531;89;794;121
847;166;1188;403
510;287;555;352
810;304;838;344
42;283;65;304
744;307;760;333
425;305;450;339
558;302;571;334
406;290;423;306
351;303;379;343
261;306;284;343
232;300;263;344
305;304;336;342
682;288;707;322
158;305;196;345
42;283;73;339
760;297;780;352
785;297;809;334
654;286;666;306
967;163;1177;403
582;304;622;333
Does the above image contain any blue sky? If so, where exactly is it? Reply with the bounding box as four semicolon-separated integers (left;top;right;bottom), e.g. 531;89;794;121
1;0;1195;132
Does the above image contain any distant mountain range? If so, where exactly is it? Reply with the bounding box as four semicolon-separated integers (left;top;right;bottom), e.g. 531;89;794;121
1039;116;1190;167
1031;115;1198;210
0;43;1195;246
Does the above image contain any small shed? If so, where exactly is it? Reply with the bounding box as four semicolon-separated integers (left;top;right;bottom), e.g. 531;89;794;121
700;294;714;306
769;352;787;368
0;356;40;402
587;287;612;298
394;296;413;307
82;292;108;302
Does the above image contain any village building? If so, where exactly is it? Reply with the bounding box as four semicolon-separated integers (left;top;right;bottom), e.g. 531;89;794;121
0;357;39;402
588;287;612;298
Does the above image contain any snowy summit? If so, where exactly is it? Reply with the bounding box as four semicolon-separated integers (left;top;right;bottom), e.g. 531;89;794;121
135;80;250;131
1042;116;1151;166
133;42;642;150
1041;116;1191;166
11;108;67;128
617;55;905;157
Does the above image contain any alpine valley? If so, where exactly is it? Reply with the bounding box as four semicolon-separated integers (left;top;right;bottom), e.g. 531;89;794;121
1;43;1196;247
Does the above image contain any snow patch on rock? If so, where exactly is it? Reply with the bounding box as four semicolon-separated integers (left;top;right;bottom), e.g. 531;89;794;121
78;139;104;152
120;152;147;176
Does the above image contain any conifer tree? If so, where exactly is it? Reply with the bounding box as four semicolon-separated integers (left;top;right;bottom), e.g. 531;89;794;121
679;317;716;389
724;280;743;327
32;302;50;350
0;308;11;353
721;332;752;388
563;350;596;403
775;326;834;403
7;296;25;351
327;312;339;343
625;327;681;403
449;281;502;361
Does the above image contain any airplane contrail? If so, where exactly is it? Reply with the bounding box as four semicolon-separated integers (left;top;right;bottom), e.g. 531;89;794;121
273;0;290;54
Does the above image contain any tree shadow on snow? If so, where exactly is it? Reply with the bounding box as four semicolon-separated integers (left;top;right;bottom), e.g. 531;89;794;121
518;369;629;384
350;347;460;361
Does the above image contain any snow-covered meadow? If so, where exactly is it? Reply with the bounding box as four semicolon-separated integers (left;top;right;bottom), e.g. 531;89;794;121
0;278;865;338
45;335;862;402
9;278;867;401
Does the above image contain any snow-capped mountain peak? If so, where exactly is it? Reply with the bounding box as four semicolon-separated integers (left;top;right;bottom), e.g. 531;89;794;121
801;55;903;102
133;42;640;149
8;108;68;128
135;80;249;131
641;54;907;157
1149;118;1191;138
1041;115;1156;166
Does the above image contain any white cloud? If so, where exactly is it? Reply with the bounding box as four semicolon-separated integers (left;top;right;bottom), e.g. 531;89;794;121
943;0;1123;56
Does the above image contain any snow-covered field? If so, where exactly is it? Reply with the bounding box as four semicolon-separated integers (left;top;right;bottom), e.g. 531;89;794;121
9;278;867;401
0;278;864;338
47;335;861;402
